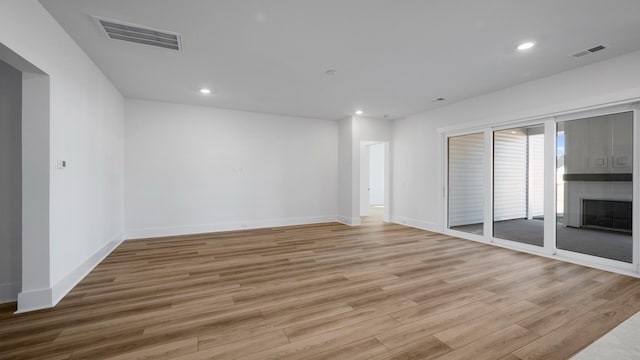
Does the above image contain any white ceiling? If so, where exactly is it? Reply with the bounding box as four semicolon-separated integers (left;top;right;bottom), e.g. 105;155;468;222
40;0;640;120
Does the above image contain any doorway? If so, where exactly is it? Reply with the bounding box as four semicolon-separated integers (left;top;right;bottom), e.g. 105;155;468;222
0;58;22;304
360;142;388;223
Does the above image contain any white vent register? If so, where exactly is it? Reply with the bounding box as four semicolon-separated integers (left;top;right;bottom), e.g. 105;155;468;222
571;45;606;58
93;16;182;51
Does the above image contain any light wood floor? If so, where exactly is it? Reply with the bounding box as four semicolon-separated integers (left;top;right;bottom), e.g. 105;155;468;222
2;218;640;360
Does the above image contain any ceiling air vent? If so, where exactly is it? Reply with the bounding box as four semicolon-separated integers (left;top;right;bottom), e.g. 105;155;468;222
94;16;182;51
571;45;606;58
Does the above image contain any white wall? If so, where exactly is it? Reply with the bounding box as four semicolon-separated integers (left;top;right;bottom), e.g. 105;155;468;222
124;99;338;238
20;71;50;309
369;143;385;205
359;143;370;216
0;0;124;311
392;50;640;232
338;117;355;223
0;59;22;303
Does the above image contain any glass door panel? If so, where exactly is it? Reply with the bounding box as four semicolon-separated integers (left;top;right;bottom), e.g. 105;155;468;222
448;133;484;235
556;111;633;263
493;125;545;246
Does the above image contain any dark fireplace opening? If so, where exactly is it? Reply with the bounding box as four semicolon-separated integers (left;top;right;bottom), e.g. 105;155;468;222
582;199;632;233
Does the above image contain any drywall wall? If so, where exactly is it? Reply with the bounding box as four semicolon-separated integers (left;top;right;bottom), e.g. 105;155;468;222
0;0;124;311
20;72;51;311
359;143;370;216
338;117;355;224
392;49;640;232
0;59;22;303
369;143;385;205
124;99;338;238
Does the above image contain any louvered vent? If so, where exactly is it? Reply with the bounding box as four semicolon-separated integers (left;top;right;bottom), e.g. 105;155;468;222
571;45;606;58
94;17;181;51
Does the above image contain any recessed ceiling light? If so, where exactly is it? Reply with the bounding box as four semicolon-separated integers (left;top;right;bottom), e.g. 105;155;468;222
517;42;535;51
383;114;390;118
434;97;446;102
199;88;212;95
355;110;364;115
325;69;337;76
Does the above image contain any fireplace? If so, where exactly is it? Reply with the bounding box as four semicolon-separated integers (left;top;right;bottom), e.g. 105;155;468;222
582;199;632;233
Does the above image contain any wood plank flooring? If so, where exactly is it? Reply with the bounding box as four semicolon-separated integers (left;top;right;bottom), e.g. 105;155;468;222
2;218;640;359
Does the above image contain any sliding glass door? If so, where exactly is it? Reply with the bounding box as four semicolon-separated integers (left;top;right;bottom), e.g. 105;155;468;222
448;133;484;235
493;124;545;246
444;104;637;273
556;111;633;263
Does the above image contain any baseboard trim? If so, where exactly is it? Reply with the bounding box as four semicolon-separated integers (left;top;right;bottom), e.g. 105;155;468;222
50;235;124;306
125;216;340;240
0;282;21;304
337;216;361;226
16;287;53;314
16;234;124;313
392;216;441;233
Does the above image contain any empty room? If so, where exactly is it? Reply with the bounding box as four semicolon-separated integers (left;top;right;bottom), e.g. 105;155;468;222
2;0;640;359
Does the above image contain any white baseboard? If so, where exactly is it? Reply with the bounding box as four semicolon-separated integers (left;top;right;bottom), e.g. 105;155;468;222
16;287;52;313
392;216;441;233
0;282;21;304
125;215;340;240
50;235;124;305
337;216;361;226
16;234;124;313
